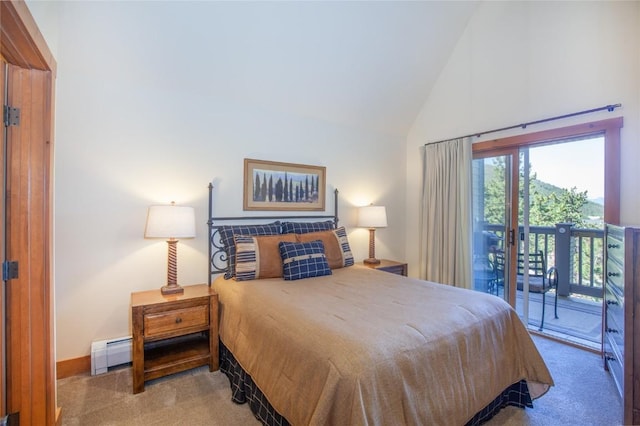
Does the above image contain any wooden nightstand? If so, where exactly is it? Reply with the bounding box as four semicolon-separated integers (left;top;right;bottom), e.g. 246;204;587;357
131;283;218;394
365;259;408;276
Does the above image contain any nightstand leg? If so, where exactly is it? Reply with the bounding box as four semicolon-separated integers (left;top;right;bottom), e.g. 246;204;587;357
210;293;219;371
132;306;145;393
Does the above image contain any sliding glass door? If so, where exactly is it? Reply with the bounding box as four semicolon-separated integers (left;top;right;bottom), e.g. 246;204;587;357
516;138;605;340
473;134;607;344
472;149;519;306
471;119;620;348
472;147;554;324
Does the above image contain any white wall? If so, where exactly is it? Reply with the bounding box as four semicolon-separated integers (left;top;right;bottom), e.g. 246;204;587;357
406;1;640;277
27;1;407;360
29;0;639;361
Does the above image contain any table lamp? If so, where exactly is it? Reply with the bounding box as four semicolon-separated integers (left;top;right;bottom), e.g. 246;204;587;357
145;202;196;295
358;205;387;264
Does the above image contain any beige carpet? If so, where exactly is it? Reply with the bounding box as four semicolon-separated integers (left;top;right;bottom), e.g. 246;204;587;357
57;366;259;425
57;335;622;425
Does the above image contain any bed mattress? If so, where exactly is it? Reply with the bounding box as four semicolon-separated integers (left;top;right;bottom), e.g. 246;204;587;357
213;265;553;425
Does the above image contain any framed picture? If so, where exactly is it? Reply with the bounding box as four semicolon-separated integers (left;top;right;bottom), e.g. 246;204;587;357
243;158;326;211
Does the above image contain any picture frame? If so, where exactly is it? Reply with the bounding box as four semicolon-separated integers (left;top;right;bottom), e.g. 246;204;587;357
243;158;326;211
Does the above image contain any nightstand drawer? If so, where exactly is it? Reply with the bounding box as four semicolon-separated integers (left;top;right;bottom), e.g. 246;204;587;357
606;229;624;263
606;258;624;293
365;259;408;276
377;264;407;276
144;305;209;338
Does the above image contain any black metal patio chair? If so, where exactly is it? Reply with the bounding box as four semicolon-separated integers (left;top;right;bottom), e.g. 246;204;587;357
517;250;559;331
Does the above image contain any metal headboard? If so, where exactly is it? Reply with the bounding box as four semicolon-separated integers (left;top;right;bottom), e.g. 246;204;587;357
207;183;339;285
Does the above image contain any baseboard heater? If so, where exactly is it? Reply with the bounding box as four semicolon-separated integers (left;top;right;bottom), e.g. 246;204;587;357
90;336;132;375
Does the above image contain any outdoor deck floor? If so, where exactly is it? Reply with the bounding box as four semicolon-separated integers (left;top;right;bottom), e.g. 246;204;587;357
488;287;603;350
516;291;602;349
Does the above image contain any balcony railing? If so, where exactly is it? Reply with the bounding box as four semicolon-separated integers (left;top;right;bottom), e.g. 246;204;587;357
483;223;604;299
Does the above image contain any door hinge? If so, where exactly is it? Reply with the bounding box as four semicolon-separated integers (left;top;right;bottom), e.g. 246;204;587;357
3;105;21;127
3;260;19;280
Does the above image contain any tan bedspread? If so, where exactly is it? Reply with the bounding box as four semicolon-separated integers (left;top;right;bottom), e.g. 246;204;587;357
213;265;553;425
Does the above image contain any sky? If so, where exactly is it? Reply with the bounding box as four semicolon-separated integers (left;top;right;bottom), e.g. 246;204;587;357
528;136;604;201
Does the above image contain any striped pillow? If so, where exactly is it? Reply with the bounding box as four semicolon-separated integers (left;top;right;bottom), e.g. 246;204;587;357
219;222;281;279
295;227;354;269
234;234;297;281
278;240;332;281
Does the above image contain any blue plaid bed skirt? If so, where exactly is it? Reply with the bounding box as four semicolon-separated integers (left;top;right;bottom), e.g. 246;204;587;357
219;340;533;426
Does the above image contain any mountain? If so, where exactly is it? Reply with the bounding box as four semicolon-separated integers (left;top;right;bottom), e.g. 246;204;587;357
482;163;604;221
531;179;603;219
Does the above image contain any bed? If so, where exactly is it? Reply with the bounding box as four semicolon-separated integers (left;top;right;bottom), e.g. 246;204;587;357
207;185;553;425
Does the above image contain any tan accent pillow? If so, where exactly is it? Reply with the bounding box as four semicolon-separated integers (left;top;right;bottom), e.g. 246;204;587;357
234;233;297;280
295;227;354;269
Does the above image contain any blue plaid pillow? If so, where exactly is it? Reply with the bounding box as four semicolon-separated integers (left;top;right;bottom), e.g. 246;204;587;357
279;240;332;281
219;222;281;279
281;221;334;234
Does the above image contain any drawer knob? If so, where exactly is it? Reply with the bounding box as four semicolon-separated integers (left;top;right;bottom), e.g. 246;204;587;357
607;243;620;249
606;327;619;334
175;317;182;324
608;272;620;277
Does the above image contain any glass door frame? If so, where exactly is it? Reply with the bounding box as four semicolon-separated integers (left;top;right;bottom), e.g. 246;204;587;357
473;147;519;308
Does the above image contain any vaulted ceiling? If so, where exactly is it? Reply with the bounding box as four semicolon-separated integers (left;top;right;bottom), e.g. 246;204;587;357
194;1;480;136
53;0;478;136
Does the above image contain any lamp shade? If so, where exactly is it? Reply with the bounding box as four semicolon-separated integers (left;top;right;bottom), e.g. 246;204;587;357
145;204;196;239
357;205;387;228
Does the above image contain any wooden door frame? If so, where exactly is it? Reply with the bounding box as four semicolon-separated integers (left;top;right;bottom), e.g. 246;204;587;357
472;116;623;327
0;57;5;419
1;0;57;424
1;1;56;72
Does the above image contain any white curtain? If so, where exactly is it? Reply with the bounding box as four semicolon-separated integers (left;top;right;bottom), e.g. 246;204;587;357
419;137;473;288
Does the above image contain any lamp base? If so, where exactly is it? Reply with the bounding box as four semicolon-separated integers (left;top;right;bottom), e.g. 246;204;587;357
161;284;184;295
363;258;381;265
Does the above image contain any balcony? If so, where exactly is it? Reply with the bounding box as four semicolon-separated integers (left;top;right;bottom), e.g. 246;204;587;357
515;290;602;349
479;223;604;350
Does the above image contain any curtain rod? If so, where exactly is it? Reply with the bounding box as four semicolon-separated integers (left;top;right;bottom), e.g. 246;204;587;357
423;103;622;146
